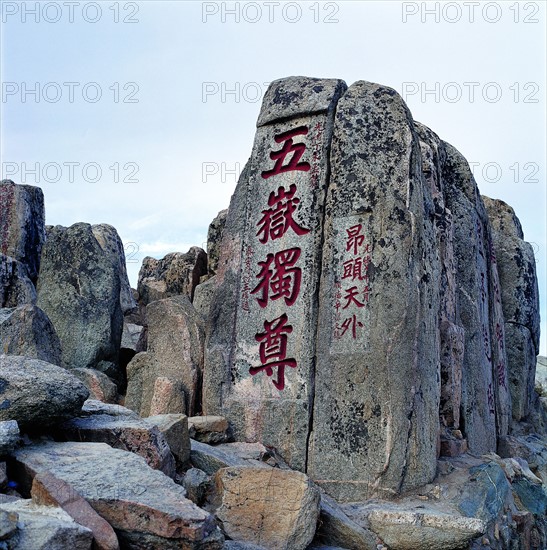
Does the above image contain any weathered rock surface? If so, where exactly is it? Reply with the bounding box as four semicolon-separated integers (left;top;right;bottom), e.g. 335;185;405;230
312;492;377;550
60;400;175;477
484;196;540;421
0;498;94;549
36;223;123;379
125;296;204;417
0;420;20;456
536;355;547;396
0;180;45;283
144;413;190;466
0;355;89;430
31;472;120;550
120;320;144;352
0;304;62;365
188;415;231;444
203;76;347;473
182;468;210;507
137;247;207;306
91;224;136;316
193;275;216;321
349;503;485;550
12;441;224;549
498;433;547;484
190;440;273;475
72;368;120;404
309;81;442;500
207;210;227;276
210;466;320;550
0;254;36;308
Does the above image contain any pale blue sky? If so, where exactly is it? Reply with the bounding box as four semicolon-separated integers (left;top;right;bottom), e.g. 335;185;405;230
1;1;545;353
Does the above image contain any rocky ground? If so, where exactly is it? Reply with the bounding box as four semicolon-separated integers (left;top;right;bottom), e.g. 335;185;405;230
1;75;547;550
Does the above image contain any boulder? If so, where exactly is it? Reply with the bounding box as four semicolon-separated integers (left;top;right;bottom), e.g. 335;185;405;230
497;434;547;483
60;402;175;477
125;296;204;416
36;223;123;380
313;492;377;550
12;441;224;549
309;81;441;500
31;472;119;550
350;503;485;550
210;466;320;550
120;320;144;352
91;223;137;315
190;440;273;475
188;415;231;444
0;355;89;430
137;247;207;306
0;420;20;456
536;355;547;396
483;196;540;421
203;76;347;473
193;275;216;322
182;468;210;506
0;498;93;549
207;209;227;276
144;413;190;466
0;254;36;307
0;180;45;283
0;304;62;365
71;368;120;404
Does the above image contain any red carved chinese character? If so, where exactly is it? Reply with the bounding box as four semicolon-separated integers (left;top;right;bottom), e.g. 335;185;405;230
250;313;297;390
261;126;311;179
251;248;302;308
346;224;365;255
497;361;507;390
256;184;310;244
342;286;365;309
483;325;492;362
342;257;370;281
487;383;495;414
337;314;363;339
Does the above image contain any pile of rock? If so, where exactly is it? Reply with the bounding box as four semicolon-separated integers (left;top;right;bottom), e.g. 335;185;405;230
1;74;546;549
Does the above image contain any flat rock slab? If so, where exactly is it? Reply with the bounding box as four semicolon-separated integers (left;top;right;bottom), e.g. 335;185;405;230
211;467;320;550
190;440;272;475
188;415;230;444
144;414;190;466
12;441;223;549
345;502;485;550
0;498;93;549
61;408;176;477
0;355;89;430
32;472;119;550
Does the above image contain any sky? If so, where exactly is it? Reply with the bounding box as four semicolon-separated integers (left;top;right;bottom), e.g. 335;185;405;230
0;0;545;354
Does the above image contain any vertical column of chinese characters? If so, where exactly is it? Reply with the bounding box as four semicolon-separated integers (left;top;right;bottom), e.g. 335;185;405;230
334;223;372;341
248;127;311;391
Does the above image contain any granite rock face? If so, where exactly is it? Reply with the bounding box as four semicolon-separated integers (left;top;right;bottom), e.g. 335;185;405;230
91;223;137;315
484;197;540;421
0;304;62;365
308;81;442;500
36;223;123;379
137;247;207;306
203;76;347;472
202;75;537;502
0;355;89;430
0;180;45;283
207;209;228;276
125;295;204;417
0;254;36;307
